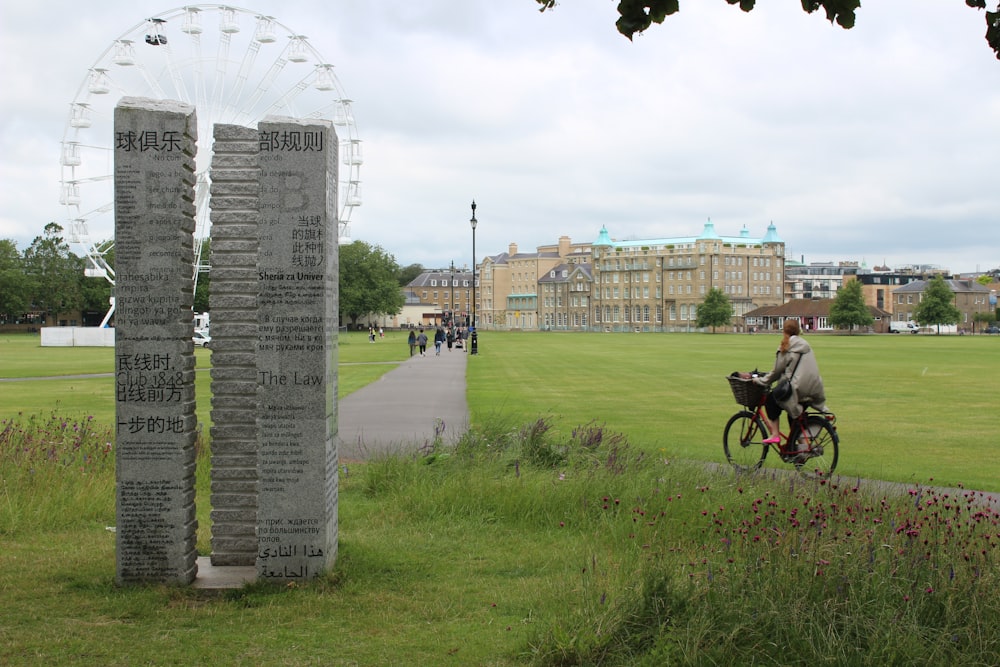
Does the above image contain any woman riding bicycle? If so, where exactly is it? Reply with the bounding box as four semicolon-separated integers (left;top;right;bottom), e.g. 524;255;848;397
749;319;827;447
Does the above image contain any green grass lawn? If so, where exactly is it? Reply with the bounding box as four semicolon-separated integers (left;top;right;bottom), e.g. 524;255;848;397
0;331;410;429
2;330;997;489
2;329;1000;665
468;331;999;492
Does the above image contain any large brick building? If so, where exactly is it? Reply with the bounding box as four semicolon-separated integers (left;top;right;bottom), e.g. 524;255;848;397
477;220;786;332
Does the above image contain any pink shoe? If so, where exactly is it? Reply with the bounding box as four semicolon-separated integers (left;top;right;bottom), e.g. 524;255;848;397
762;436;781;444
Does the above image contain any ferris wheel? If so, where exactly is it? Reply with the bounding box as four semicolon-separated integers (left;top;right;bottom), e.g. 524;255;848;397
59;4;362;287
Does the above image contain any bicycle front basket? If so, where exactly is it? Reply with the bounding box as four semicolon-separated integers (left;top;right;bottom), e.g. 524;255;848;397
727;376;766;408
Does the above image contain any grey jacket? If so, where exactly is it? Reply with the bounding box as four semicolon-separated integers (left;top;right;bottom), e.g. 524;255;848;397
755;335;827;417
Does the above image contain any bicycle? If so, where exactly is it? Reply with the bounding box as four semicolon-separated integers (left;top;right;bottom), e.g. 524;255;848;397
723;373;839;478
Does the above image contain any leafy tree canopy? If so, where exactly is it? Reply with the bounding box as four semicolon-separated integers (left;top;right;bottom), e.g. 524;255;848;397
913;275;962;333
696;287;733;331
828;279;873;333
194;238;211;313
397;263;425;287
535;1;1000;60
21;223;86;317
0;239;31;320
339;241;406;327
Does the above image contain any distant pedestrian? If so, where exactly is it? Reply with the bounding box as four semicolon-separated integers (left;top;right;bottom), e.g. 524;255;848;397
407;329;416;357
379;327;384;339
446;327;455;351
434;327;445;355
417;329;428;356
368;326;376;343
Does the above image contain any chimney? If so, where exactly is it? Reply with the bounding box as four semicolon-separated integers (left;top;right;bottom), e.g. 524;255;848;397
509;242;518;256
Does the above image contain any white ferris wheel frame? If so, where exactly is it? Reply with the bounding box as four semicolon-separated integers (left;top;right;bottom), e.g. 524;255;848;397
59;4;362;289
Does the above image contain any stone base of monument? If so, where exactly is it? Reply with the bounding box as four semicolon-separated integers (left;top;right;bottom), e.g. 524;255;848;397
192;557;256;590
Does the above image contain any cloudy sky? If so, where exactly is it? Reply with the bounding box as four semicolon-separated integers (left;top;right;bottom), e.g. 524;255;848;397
2;1;998;274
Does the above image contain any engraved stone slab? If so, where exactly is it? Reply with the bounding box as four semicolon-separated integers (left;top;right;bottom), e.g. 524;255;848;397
208;124;260;566
256;117;339;580
114;97;198;585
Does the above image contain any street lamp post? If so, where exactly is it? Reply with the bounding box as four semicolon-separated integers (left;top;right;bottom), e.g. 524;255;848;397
470;200;478;354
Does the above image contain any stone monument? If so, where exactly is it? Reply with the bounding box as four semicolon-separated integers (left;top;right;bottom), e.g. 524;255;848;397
207;125;261;566
113;97;198;585
255;117;339;580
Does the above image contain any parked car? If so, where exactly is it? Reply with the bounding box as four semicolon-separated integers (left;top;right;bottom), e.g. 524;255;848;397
889;321;919;334
193;330;212;347
985;326;1000;335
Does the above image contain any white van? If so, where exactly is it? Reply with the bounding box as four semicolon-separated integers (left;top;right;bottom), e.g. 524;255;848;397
889;321;919;334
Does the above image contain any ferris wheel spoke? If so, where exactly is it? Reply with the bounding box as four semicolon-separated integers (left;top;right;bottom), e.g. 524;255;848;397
240;43;296;123
61;5;362;296
223;40;261;121
261;75;313;118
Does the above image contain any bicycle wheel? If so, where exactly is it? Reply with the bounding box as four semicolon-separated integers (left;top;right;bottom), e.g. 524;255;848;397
723;411;768;472
790;415;839;478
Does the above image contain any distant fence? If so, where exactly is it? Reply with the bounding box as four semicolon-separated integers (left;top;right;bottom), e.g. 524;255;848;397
40;327;115;347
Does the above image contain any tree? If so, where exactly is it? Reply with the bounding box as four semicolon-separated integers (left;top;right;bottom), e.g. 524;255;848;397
339;241;406;327
913;275;962;334
828;279;873;333
194;238;211;313
0;239;31;322
973;311;994;332
696;287;733;332
21;223;85;321
535;1;1000;61
397;263;425;287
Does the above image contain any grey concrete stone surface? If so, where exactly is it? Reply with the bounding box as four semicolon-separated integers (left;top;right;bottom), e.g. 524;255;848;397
255;116;339;581
338;339;470;461
113;97;198;585
209;123;260;566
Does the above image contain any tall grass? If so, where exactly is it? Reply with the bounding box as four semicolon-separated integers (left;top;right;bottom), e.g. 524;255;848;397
371;418;1000;665
3;331;999;664
0;412;115;535
2;408;999;663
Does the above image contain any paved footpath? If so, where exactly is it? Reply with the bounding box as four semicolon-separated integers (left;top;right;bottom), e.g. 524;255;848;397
337;343;469;461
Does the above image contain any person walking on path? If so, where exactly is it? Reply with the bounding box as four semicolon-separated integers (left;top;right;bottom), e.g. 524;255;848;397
433;327;446;355
416;329;428;356
407;329;417;357
446;327;455;351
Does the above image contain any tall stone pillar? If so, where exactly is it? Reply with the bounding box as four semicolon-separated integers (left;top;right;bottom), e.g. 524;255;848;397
113;97;198;585
208;125;260;565
255;117;339;580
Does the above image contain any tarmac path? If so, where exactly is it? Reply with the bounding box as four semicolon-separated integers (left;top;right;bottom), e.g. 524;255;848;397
337;343;469;461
